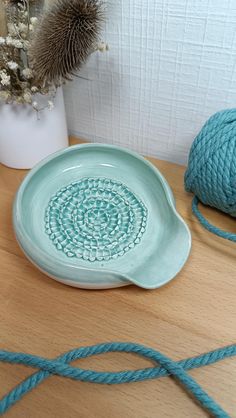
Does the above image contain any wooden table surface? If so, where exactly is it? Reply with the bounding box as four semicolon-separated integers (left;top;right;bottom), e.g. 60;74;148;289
0;138;235;418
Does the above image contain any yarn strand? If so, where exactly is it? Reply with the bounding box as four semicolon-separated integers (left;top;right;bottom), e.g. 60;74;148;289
192;197;236;242
0;343;235;416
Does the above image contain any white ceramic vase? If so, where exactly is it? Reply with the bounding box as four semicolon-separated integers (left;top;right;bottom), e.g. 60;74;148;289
0;87;69;169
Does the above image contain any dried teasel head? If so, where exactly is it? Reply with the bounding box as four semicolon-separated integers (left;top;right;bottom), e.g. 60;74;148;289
29;0;105;85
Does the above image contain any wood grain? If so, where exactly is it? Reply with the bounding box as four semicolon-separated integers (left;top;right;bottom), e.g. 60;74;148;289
0;137;235;418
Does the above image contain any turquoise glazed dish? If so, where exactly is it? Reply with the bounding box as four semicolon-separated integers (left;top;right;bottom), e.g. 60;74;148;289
13;144;191;289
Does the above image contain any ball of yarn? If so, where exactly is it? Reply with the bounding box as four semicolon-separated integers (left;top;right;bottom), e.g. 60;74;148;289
185;109;236;241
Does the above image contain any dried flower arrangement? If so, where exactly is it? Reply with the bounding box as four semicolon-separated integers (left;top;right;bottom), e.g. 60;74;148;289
0;0;106;111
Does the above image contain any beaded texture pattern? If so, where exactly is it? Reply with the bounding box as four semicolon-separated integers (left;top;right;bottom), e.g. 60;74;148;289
45;177;148;261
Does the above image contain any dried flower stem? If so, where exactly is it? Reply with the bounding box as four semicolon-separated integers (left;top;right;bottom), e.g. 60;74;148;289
0;0;107;108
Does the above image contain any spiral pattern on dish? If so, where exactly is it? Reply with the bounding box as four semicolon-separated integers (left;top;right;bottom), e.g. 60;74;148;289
45;177;148;261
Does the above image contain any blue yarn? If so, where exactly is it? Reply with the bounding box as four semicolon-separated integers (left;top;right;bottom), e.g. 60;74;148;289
185;108;236;241
0;343;235;417
192;197;236;242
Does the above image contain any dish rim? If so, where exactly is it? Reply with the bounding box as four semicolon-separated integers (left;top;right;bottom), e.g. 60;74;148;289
13;143;191;289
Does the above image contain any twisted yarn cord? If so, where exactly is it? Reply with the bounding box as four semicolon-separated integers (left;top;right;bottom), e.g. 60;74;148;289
185;108;236;240
192;197;236;242
0;343;236;417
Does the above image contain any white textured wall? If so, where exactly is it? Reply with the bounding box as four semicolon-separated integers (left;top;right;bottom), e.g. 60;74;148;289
64;0;236;165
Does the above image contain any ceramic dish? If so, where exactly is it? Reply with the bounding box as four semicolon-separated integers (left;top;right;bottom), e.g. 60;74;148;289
13;144;191;289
